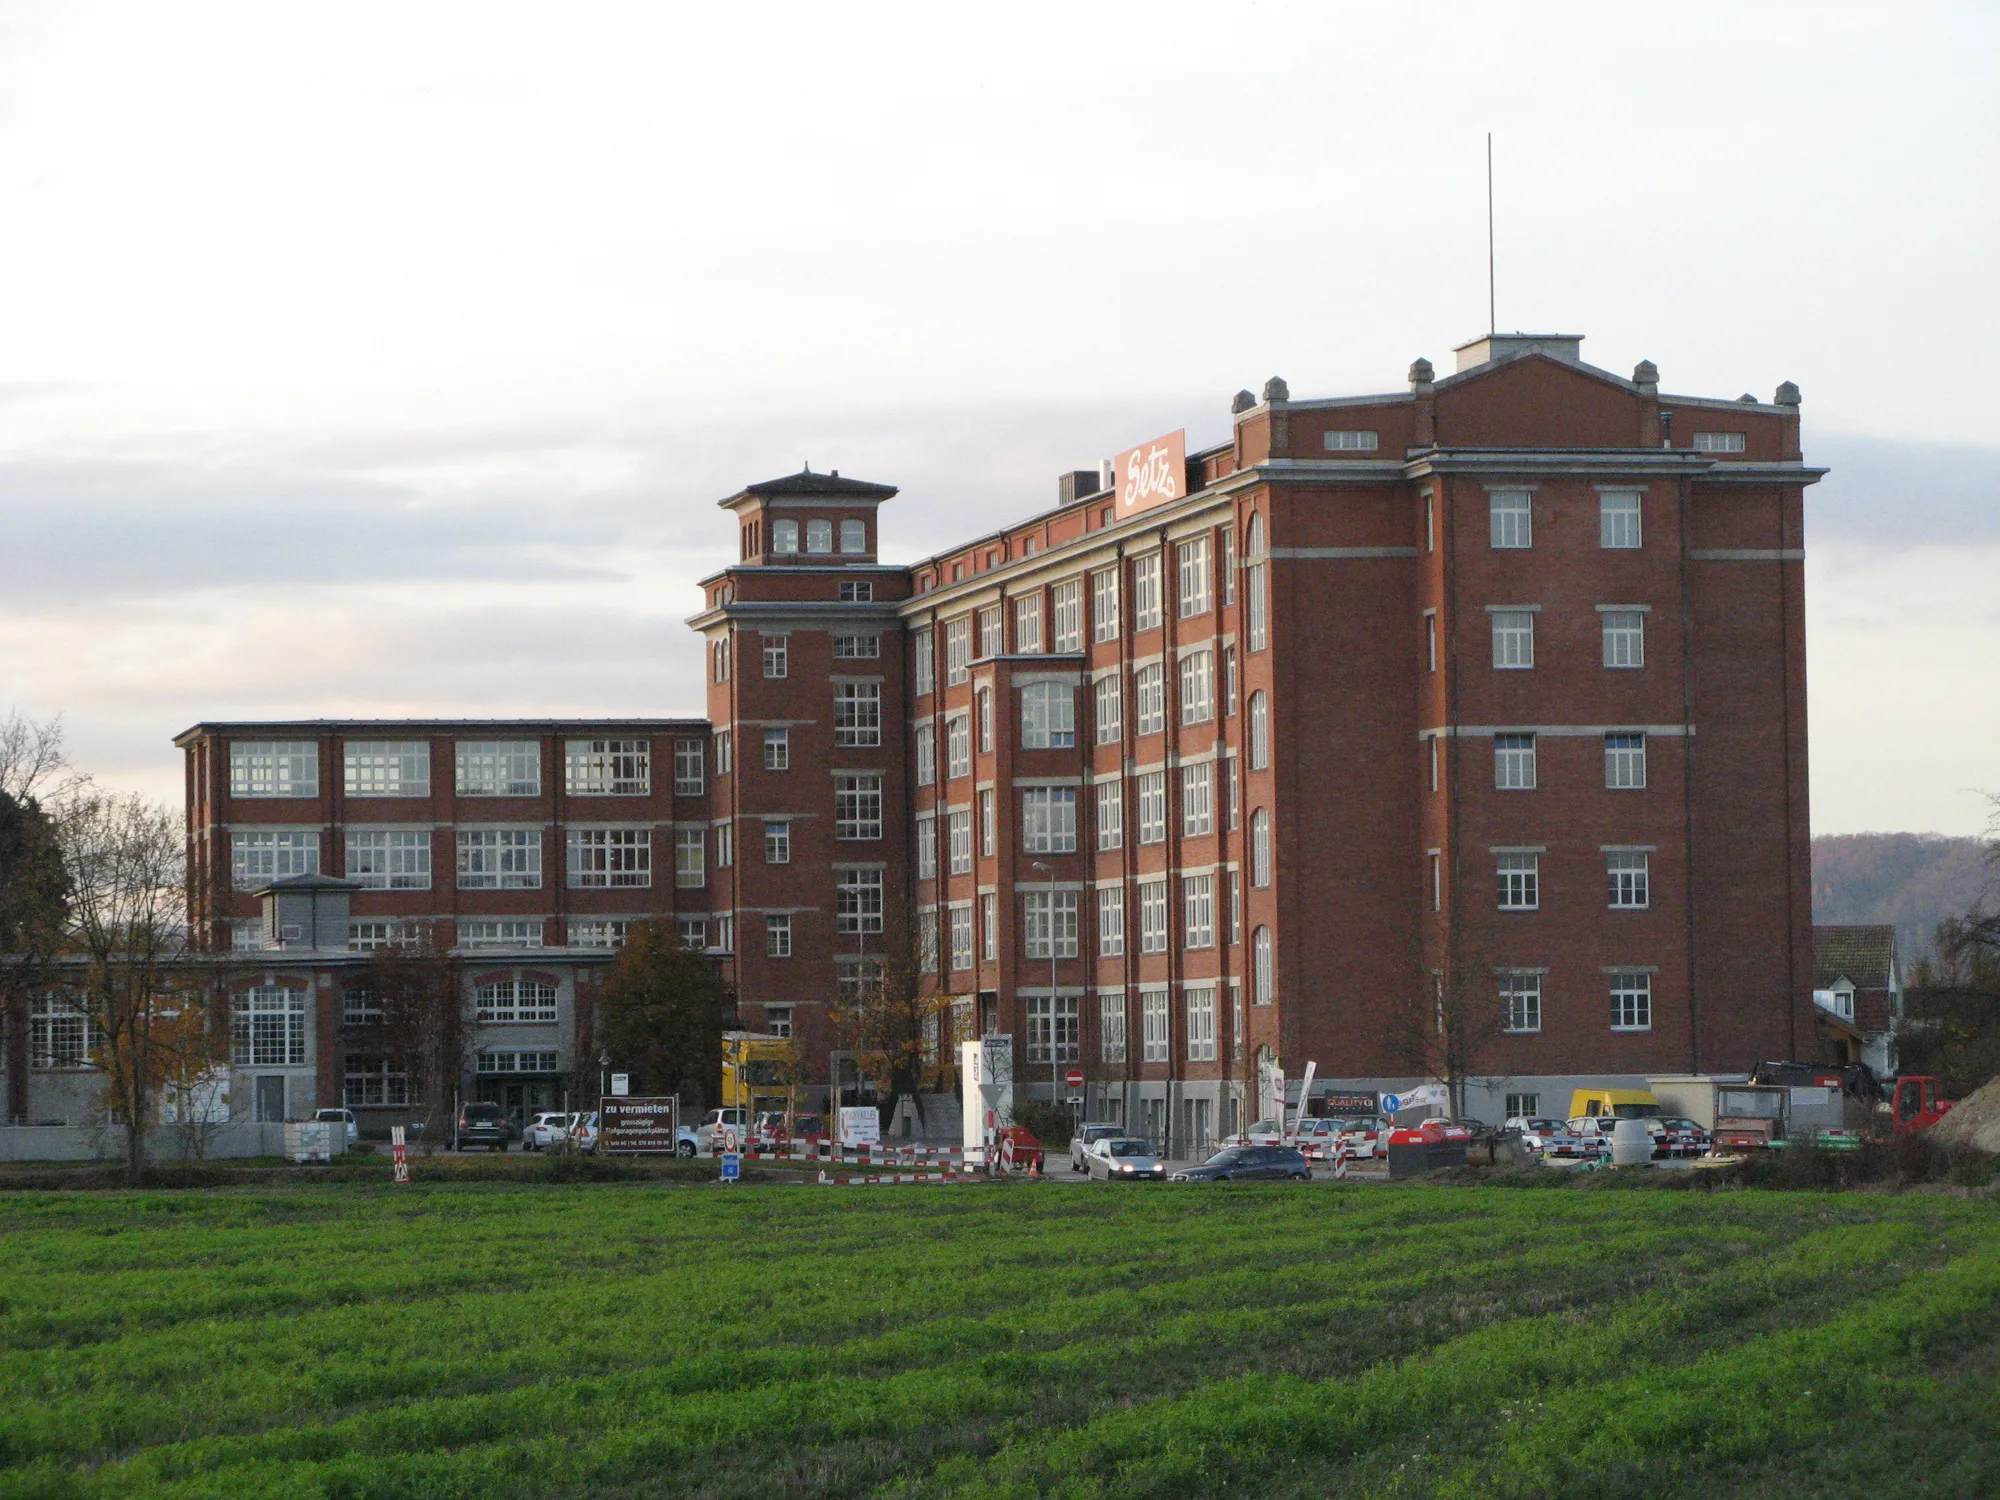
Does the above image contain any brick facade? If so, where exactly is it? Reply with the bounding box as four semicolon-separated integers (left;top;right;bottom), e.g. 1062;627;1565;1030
172;332;1822;1134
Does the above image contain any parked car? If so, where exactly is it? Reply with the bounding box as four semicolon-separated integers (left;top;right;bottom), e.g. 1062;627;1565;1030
1566;1116;1621;1153
567;1111;599;1152
312;1107;358;1147
1225;1118;1289;1147
455;1101;512;1152
696;1108;751;1153
1505;1117;1589;1159
993;1125;1044;1172
1069;1122;1126;1173
1084;1137;1166;1181
1336;1117;1391;1158
522;1111;574;1151
1171;1145;1313;1182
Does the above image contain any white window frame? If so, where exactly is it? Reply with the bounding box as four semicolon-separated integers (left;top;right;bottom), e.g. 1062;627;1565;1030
1021;787;1078;854
762;635;789;679
1602;609;1646;669
1136;772;1167;845
1183;874;1214;949
763;728;789;772
945;616;972;685
1051;579;1084;652
1495;733;1537;791
565;739;650;796
1178;650;1213;725
344;741;428;798
1490;488;1533;549
948;810;972;874
1251;809;1271;887
457;829;543;890
1134;664;1165;736
1501;973;1542;1033
835;773;884;841
764;819;792;865
230;741;319;799
766;913;793;958
1100;992;1127;1063
231;830;320;890
675;828;706;887
1491;610;1535;669
1605;733;1647;790
1692;432;1746;454
979;606;1005;659
1097;886;1125;956
1181;762;1212;837
946;714;971;779
1020;682;1076;749
914;629;935;698
950;906;974;971
1014;594;1043;653
456;741;540;797
1496;851;1539;911
1091;568;1120;642
1323;429;1379;451
1249;691;1270;770
914;724;936;787
1093;675;1123;745
835;867;886;933
1095;780;1123;851
1610;972;1653;1031
1600;489;1643;548
840;518;868;553
346;829;431;891
1607;850;1650;909
1138;880;1169;954
1141;988;1171;1062
834;682;882;747
1023;890;1079;959
1131;553;1163;632
1177;537;1211;618
1185;986;1217;1062
674;740;705;795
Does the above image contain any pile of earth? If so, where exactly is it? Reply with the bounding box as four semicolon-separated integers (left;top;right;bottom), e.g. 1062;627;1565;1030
1930;1072;2000;1154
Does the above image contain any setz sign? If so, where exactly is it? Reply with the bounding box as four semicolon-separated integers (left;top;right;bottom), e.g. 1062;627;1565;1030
1112;430;1186;521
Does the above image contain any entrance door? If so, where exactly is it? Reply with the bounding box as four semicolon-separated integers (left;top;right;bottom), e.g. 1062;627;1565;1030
1143;1098;1165;1152
255;1075;286;1123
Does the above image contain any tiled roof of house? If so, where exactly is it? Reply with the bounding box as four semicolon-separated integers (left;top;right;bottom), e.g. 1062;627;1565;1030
1813;924;1897;990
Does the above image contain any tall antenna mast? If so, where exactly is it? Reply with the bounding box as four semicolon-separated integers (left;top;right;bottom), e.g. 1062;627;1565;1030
1486;132;1496;335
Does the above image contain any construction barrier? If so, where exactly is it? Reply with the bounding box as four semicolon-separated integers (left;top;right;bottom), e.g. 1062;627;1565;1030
744;1142;984;1166
816;1169;985;1186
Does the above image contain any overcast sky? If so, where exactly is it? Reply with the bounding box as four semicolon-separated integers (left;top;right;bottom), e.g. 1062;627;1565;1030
1;1;1996;835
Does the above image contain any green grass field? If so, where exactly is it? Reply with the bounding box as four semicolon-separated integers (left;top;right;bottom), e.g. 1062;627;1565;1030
3;1181;1998;1499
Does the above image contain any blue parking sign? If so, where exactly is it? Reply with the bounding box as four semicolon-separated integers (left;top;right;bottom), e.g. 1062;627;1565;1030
720;1152;741;1182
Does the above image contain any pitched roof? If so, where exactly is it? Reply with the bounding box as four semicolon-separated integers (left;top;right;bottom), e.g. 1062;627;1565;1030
721;469;898;507
1813;925;1897;990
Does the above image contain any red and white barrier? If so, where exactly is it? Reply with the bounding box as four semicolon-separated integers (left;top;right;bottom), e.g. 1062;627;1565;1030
815;1169;984;1187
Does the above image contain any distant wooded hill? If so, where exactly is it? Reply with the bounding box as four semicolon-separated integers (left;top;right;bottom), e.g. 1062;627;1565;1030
1811;832;1995;964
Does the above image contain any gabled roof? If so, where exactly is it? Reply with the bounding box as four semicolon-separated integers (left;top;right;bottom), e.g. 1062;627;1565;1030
718;469;898;509
1813;925;1897;990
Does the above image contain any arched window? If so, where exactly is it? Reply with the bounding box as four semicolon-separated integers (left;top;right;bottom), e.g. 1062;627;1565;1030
1253;926;1273;1006
806;519;834;553
1251;808;1271;888
772;519;799;554
1249;691;1270;771
840;519;868;554
1244;512;1268;651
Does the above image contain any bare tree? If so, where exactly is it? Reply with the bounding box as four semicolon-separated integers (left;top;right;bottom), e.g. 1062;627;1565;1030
0;709;83;807
356;934;466;1152
829;915;948;1128
53;790;190;1184
1376;923;1513;1120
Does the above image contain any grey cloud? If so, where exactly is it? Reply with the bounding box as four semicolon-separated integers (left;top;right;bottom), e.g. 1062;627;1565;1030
1808;434;2000;549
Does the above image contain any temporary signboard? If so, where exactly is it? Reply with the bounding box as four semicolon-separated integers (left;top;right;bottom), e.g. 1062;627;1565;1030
390;1124;411;1184
609;1073;630;1097
1111;430;1187;521
599;1095;679;1154
838;1106;882;1148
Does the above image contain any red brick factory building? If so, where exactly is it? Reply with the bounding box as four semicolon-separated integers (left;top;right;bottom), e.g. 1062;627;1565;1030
177;332;1822;1135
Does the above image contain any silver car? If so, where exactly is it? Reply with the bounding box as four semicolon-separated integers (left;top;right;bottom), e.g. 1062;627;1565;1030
1084;1137;1167;1181
1069;1122;1125;1173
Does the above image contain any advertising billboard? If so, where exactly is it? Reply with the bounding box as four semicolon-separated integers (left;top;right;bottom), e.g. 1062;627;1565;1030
1111;429;1187;521
600;1096;679;1153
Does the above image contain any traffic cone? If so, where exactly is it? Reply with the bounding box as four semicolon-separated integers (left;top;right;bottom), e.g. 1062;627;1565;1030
1030;1155;1042;1178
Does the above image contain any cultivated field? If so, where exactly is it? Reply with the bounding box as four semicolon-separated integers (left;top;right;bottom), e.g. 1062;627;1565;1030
2;1181;1997;1498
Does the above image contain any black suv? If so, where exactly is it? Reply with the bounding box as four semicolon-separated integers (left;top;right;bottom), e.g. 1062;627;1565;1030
456;1102;512;1152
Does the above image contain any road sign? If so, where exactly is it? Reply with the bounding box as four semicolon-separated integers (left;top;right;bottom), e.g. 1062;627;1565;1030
1064;1068;1084;1089
1381;1093;1402;1115
720;1152;741;1183
609;1073;630;1097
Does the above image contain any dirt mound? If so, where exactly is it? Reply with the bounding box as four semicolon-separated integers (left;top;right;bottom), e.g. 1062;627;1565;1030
1930;1073;2000;1153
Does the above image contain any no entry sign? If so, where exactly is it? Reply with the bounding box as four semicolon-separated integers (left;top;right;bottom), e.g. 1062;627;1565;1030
1065;1068;1084;1089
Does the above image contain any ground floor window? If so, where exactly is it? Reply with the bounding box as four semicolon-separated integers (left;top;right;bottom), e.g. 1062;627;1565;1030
1504;1092;1539;1118
476;1051;559;1074
344;1055;410;1107
29;996;100;1069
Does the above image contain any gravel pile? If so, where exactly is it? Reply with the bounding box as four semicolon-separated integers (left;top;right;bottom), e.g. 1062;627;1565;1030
1930;1073;2000;1154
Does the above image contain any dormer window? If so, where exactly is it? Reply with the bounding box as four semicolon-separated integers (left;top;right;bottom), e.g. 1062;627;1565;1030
840;519;867;553
807;519;834;553
772;519;800;554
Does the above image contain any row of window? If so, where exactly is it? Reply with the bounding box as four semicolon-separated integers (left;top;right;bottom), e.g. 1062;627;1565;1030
229;738;702;800
916;517;1272;687
1481;488;1645;551
756;633;882;677
1463;607;1649;671
1474;848;1653;912
1025;987;1246;1067
229;827;710;892
914;766;1246;873
1454;732;1651;793
343;1049;567;1107
1498;971;1655;1033
766;517;869;556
